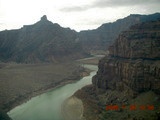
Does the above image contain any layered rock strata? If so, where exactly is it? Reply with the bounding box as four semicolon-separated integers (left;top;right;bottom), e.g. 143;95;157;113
76;20;160;120
93;20;160;94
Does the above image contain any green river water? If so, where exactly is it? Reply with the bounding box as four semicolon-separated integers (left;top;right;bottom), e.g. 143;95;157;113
8;64;98;120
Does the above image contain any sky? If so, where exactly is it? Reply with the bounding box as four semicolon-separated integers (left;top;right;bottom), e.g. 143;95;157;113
0;0;160;31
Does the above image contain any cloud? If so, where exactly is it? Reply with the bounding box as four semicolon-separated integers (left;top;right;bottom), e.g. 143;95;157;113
0;0;160;31
60;6;88;12
92;0;160;8
60;0;160;12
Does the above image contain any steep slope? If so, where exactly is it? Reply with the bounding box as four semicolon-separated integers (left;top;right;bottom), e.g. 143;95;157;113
94;20;160;93
75;20;160;120
79;13;160;53
0;13;160;63
0;30;19;61
0;15;86;63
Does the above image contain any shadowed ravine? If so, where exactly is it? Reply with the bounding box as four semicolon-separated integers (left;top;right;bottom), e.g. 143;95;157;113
8;64;97;120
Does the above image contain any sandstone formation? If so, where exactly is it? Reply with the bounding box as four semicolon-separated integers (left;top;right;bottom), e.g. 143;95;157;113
76;20;160;120
93;20;160;94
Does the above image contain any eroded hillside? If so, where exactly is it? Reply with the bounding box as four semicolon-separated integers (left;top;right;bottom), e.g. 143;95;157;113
75;20;160;120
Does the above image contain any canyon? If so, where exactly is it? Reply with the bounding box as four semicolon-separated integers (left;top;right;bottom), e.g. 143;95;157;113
75;20;160;120
0;13;160;120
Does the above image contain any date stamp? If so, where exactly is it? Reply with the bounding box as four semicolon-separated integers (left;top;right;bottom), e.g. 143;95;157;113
106;104;155;111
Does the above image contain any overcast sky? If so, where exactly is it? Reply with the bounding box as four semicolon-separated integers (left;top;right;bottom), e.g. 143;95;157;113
0;0;160;31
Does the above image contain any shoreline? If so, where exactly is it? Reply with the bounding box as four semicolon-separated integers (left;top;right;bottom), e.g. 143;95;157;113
0;56;101;119
6;67;91;114
61;96;84;120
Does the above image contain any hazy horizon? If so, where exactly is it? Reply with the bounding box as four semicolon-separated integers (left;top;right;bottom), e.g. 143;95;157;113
0;0;160;31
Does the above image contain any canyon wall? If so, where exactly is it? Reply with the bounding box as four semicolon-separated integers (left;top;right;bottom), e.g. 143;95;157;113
75;20;160;120
93;20;160;94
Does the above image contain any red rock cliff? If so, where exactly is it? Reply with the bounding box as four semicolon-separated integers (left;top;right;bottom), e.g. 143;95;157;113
93;20;160;94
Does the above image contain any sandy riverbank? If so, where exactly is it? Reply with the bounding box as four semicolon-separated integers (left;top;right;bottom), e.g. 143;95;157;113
0;56;102;120
62;96;85;120
0;62;90;114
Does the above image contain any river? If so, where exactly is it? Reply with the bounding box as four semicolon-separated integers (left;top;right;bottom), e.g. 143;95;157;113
8;64;98;120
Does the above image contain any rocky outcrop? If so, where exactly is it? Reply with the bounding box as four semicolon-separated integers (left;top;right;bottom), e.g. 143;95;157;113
93;57;160;94
109;21;160;59
93;20;160;94
75;20;160;120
